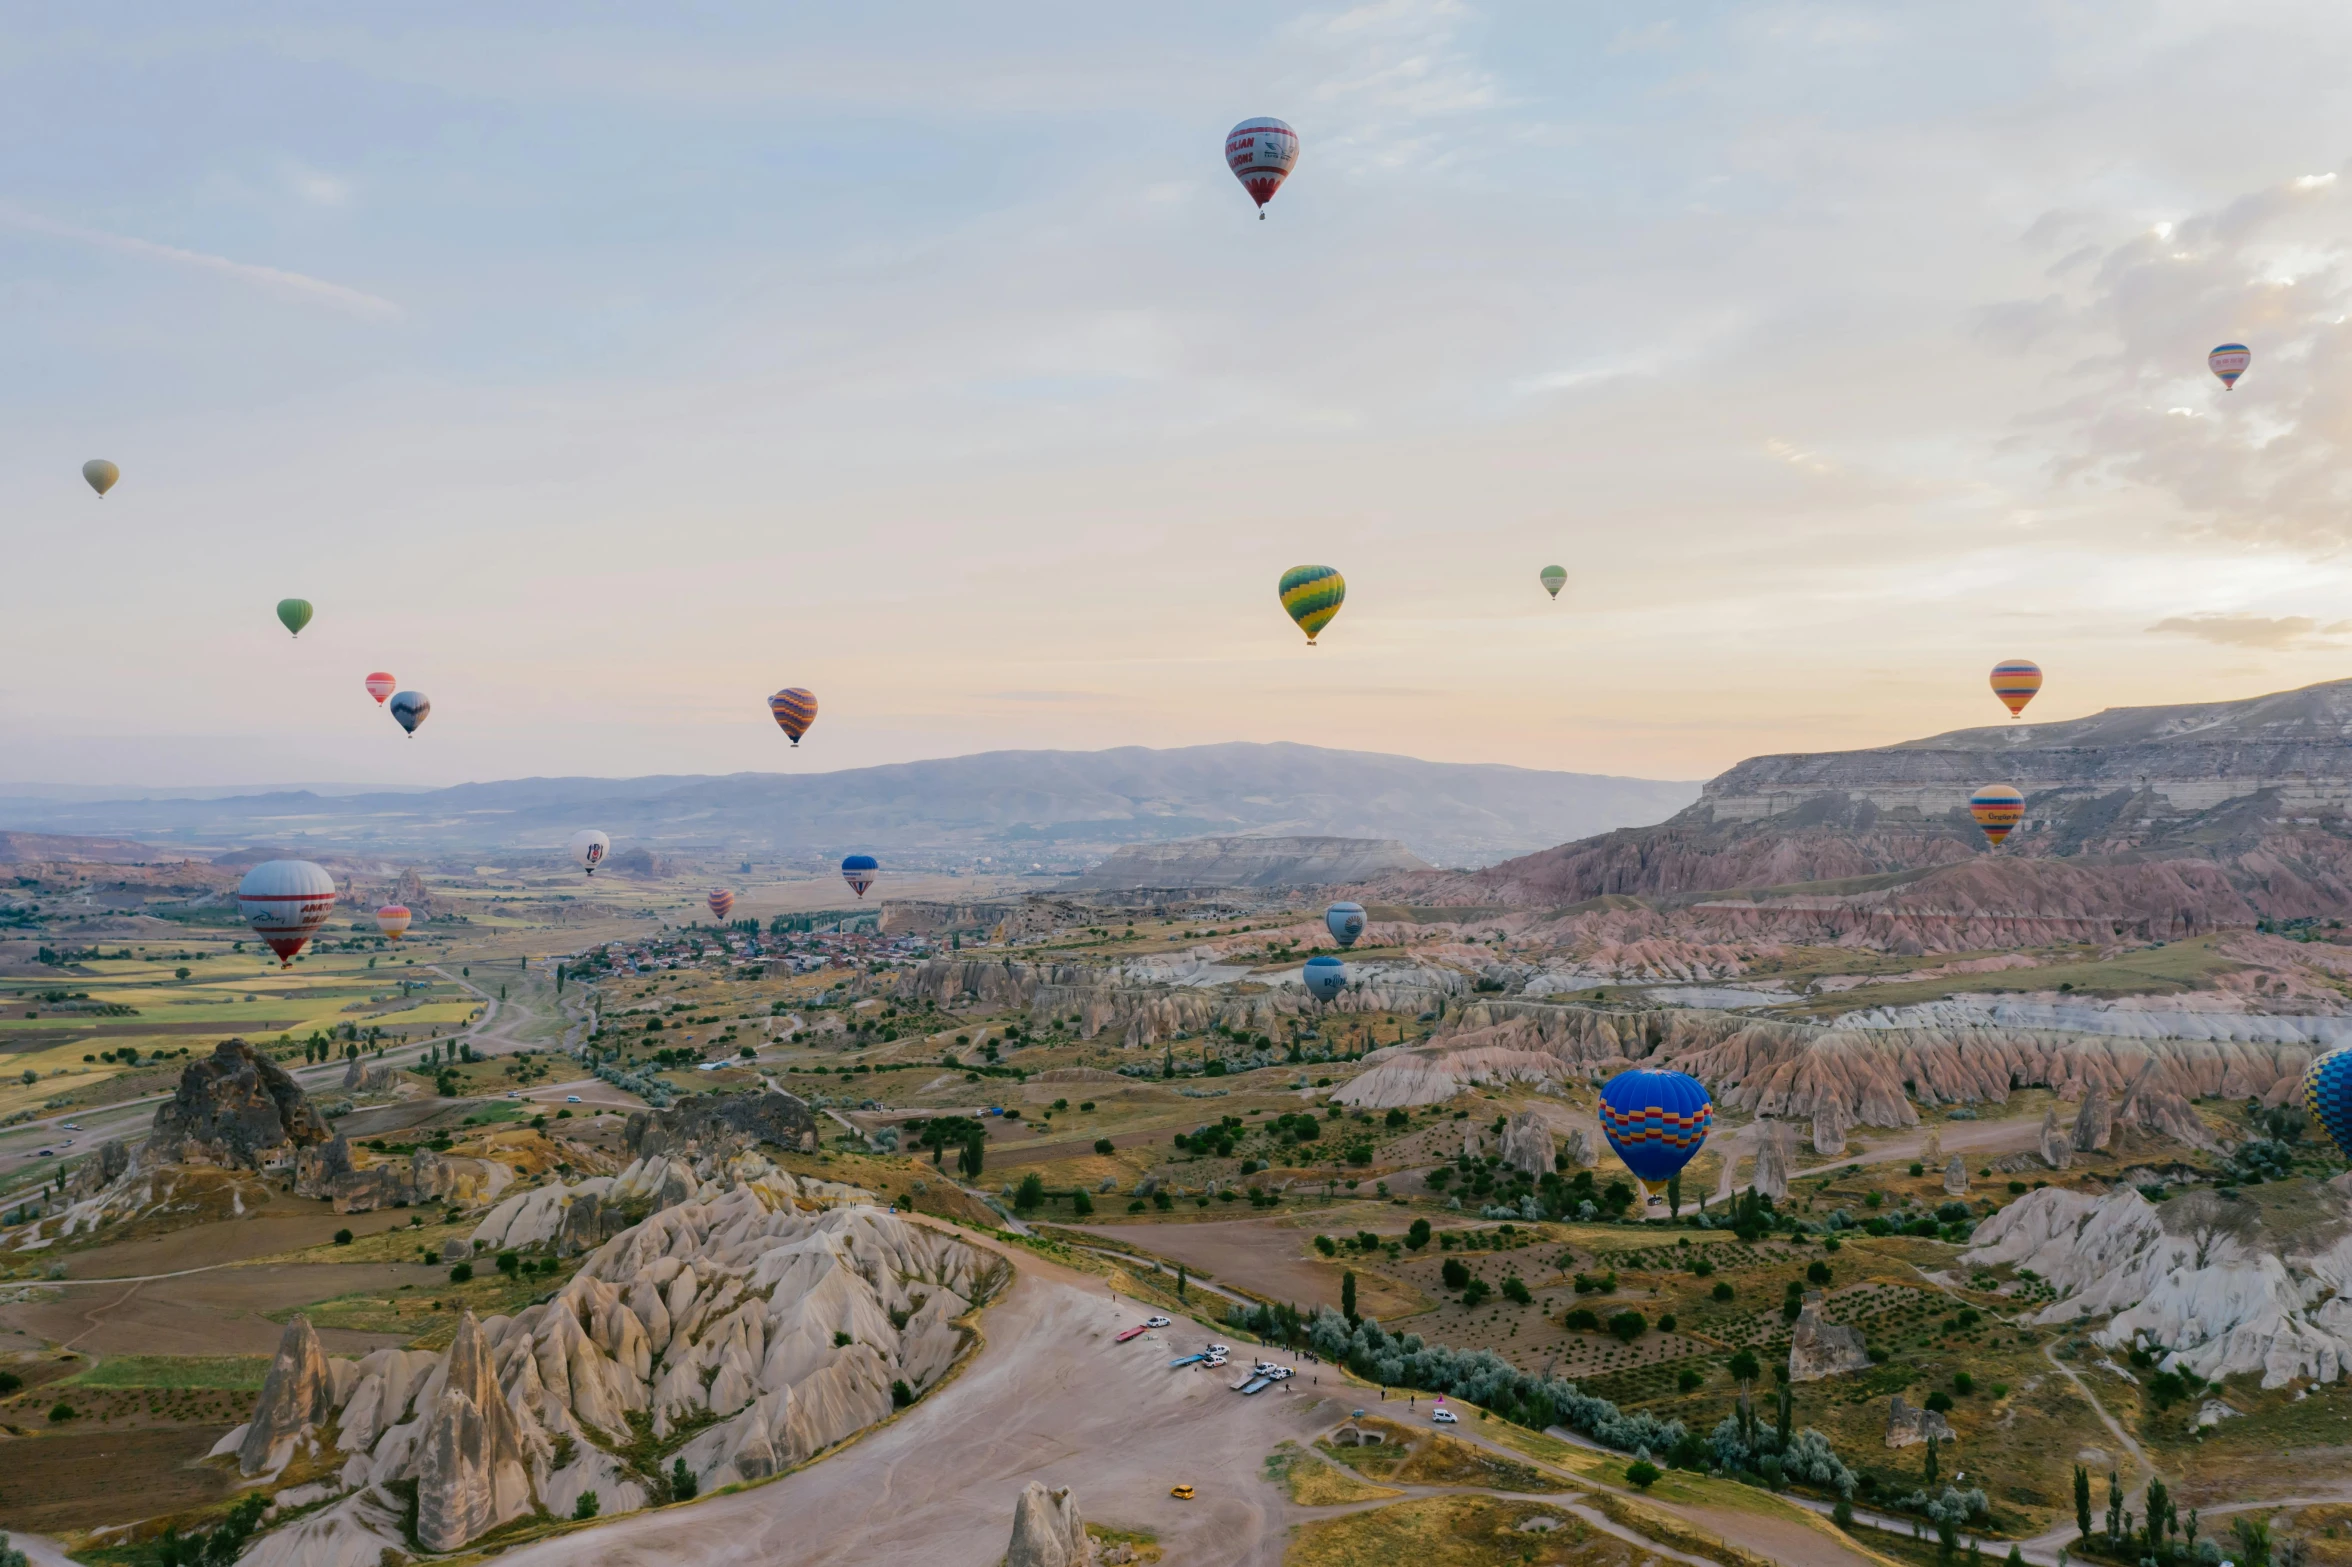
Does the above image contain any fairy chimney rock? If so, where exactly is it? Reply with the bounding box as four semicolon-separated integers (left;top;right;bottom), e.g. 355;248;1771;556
2073;1081;2114;1153
1498;1112;1555;1180
2038;1108;2073;1170
415;1310;534;1551
1788;1290;1870;1382
237;1315;338;1475
1752;1119;1791;1202
1943;1155;1969;1196
1006;1480;1095;1567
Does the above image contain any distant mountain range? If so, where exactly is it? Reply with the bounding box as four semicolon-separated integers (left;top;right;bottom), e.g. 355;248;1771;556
0;744;1699;869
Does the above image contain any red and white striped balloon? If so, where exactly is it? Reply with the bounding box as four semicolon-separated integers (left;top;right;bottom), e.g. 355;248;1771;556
364;672;396;705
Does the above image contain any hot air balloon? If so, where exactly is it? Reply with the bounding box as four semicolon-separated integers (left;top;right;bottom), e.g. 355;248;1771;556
237;860;338;968
1539;566;1566;600
365;672;396;705
769;688;818;746
569;830;610;875
1278;565;1345;645
840;854;878;897
1325;901;1366;948
1969;784;2025;847
82;459;118;497
1990;660;2042;719
376;904;412;940
1597;1067;1713;1189
277;599;314;638
2301;1047;2352;1164
389;691;430;737
2210;343;2251;390
1302;954;1346;1001
707;888;736;922
1225;117;1299;218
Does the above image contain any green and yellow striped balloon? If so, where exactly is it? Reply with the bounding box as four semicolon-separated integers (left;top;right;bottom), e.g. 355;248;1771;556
1278;564;1345;645
276;598;314;638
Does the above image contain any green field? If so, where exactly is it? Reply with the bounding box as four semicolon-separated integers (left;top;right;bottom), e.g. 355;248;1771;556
70;1354;273;1390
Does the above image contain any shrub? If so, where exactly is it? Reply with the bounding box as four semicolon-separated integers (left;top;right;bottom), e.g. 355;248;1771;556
0;1372;18;1395
668;1458;698;1502
1690;1257;1715;1277
1502;1276;1532;1305
1909;1162;1925;1177
1316;1235;1338;1257
573;1492;600;1520
1441;1258;1470;1289
1677;1367;1704;1393
1953;1371;1975;1396
1925;1390;1953;1413
1608;1311;1648;1344
833;1331;853;1348
1461;1278;1491;1307
1711;1281;1735;1302
48;1402;76;1423
892;1379;914;1407
1626;1459;1660;1489
1806;1260;1832;1285
1072;1190;1094;1217
1656;1314;1677;1333
450;1262;474;1284
1566;1308;1599;1331
1094;1138;1115;1155
1015;1173;1045;1210
497;1251;521;1277
1406;1218;1431;1250
333;1228;353;1245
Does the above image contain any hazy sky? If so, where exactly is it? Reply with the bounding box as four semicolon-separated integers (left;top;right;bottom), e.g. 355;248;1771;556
8;2;2352;790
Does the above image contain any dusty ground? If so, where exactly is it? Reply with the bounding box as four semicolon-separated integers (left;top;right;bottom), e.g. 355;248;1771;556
0;1260;433;1355
0;1424;235;1538
1070;1212;1420;1316
40;1202;417;1278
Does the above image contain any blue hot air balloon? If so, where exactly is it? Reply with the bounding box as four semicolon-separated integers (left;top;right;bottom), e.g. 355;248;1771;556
2303;1047;2352;1163
1597;1067;1712;1186
840;854;879;897
1302;954;1346;1002
1324;902;1366;948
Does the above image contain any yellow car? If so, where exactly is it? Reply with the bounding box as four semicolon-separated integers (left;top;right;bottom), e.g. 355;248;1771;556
1170;1485;1195;1500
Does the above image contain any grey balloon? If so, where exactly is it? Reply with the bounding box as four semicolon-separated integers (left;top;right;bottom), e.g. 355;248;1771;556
389;690;430;737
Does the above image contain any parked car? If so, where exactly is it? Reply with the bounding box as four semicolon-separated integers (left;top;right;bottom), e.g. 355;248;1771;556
1432;1408;1458;1425
1170;1485;1195;1500
1143;1316;1171;1329
565;1095;582;1103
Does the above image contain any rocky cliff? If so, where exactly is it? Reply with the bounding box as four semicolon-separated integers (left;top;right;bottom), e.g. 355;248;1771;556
1963;1182;2352;1389
623;1091;819;1164
229;1162;1007;1562
1076;835;1434;889
148;1039;332;1169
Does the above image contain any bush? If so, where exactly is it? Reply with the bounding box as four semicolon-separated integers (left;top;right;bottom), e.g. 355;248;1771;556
450;1262;474;1284
0;1372;18;1395
1626;1459;1660;1489
1677;1367;1704;1393
497;1251;521;1277
1094;1138;1115;1155
1656;1314;1677;1333
834;1330;853;1348
1316;1235;1338;1257
1909;1162;1925;1177
1072;1190;1094;1217
573;1492;600;1521
1608;1311;1648;1344
668;1457;698;1502
48;1402;76;1423
1502;1276;1532;1305
1691;1257;1715;1277
1441;1258;1470;1289
1953;1371;1974;1396
1015;1173;1045;1210
1806;1260;1832;1285
1566;1308;1599;1331
333;1228;353;1245
1711;1281;1734;1302
1924;1390;1953;1413
1461;1279;1491;1307
1406;1218;1431;1250
892;1379;914;1408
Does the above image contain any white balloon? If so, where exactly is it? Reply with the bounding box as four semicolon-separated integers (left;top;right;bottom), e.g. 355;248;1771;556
568;829;610;875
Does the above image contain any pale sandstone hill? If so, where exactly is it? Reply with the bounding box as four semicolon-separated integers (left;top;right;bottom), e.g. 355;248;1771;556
228;1159;1006;1562
1963;1182;2352;1389
1075;834;1434;889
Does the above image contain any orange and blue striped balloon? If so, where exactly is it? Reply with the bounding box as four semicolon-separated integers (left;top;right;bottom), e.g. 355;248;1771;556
1279;565;1345;645
2209;343;2251;390
1990;659;2042;718
2302;1047;2352;1164
769;687;818;746
1969;784;2025;846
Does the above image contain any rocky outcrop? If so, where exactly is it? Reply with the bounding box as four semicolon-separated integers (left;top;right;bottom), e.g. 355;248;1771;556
1811;1100;1850;1157
1751;1119;1791;1201
1497;1112;1555;1180
2072;1082;2113;1152
1886;1393;1956;1448
1943;1156;1969;1195
624;1091;818;1165
231;1167;1008;1560
1331;1045;1561;1109
1964;1184;2352;1389
1789;1292;1870;1382
234;1317;347;1475
2037;1109;2072;1169
1007;1481;1095;1567
1076;835;1433;890
1921;1130;1942;1167
149;1039;331;1169
294;1134;508;1214
415;1312;533;1552
1561;1129;1593;1169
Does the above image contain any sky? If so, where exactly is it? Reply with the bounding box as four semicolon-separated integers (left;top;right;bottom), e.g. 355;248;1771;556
8;1;2352;791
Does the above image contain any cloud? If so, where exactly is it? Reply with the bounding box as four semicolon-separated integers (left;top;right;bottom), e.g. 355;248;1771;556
0;204;396;317
2145;613;2349;649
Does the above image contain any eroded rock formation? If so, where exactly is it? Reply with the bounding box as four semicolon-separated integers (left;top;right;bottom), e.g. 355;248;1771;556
228;1164;1007;1563
294;1134;509;1214
235;1316;347;1475
1886;1393;1956;1448
1752;1119;1791;1201
624;1091;819;1163
148;1039;331;1169
1943;1156;1969;1195
1497;1112;1555;1180
1788;1291;1869;1382
1006;1480;1095;1567
2037;1109;2071;1170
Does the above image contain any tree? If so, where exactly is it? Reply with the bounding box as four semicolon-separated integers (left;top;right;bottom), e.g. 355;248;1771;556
2006;1549;2025;1567
1341;1271;1358;1322
1924;1433;1939;1485
1072;1190;1094;1217
669;1458;698;1502
2107;1472;2124;1546
1608;1310;1648;1343
1441;1258;1470;1290
1728;1348;1760;1386
2073;1464;2092;1542
1626;1459;1660;1489
1094;1138;1115;1155
2232;1517;2272;1567
1667;1172;1682;1216
1015;1173;1045;1210
892;1379;914;1407
450;1262;474;1284
1775;1380;1793;1450
1176;1263;1188;1300
1406;1217;1431;1250
2176;1189;2258;1269
573;1492;600;1521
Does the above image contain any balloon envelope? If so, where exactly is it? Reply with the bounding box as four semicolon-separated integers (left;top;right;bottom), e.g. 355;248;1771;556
840;854;878;897
1225;117;1299;213
1303;954;1346;1001
1969;784;2025;846
1990;659;2042;718
389;691;429;736
82;459;119;497
769;688;818;746
2302;1048;2352;1164
1539;566;1566;600
1324;902;1366;948
1279;564;1345;644
1598;1067;1713;1185
2210;342;2251;389
569;829;610;875
277;598;314;638
707;888;735;922
376;904;412;940
364;672;396;705
237;859;338;968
